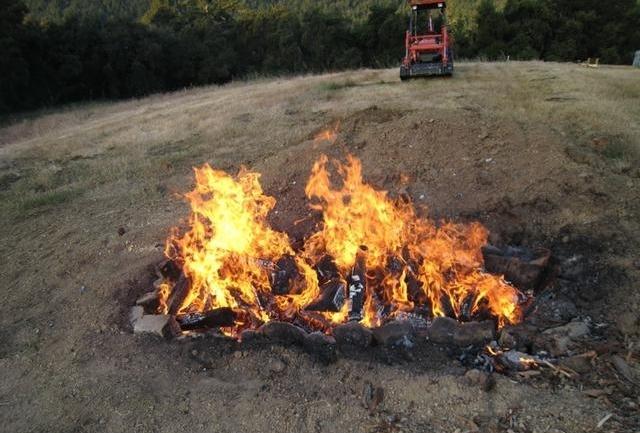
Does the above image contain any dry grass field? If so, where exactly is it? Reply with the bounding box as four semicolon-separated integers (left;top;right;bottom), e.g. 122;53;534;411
0;61;639;433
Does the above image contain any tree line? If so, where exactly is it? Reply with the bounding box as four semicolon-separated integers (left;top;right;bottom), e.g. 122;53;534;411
1;0;639;114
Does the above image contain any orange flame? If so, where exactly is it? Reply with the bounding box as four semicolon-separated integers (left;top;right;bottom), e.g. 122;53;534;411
160;154;523;334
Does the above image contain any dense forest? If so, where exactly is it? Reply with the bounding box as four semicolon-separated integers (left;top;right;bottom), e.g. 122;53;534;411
1;0;639;114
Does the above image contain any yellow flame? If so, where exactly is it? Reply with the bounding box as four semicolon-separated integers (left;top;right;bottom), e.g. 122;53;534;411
160;154;523;334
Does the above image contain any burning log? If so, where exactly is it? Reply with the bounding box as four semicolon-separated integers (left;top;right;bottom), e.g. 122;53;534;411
406;270;427;305
156;259;181;281
167;274;190;315
305;278;346;312
347;246;367;322
315;255;340;284
176;307;236;330
482;245;551;291
271;254;299;295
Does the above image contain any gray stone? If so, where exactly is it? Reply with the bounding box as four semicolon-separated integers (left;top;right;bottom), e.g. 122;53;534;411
498;328;517;348
543;321;589;339
542;335;571;357
129;306;144;326
427;317;458;344
615;311;638;335
259;321;306;345
499;350;540;371
559;355;593;374
303;332;337;363
133;314;181;338
372;321;416;347
268;358;286;374
428;318;495;347
453;321;495;347
333;321;373;347
611;355;637;384
464;369;495;391
239;329;263;343
634;50;640;68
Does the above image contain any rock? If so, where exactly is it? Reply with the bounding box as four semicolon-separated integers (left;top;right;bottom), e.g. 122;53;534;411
427;317;458;344
464;369;496;392
615;311;638;335
559;355;593;374
611;355;637;384
133;314;181;338
543;321;589;339
498;350;540;371
541;335;572;357
333;321;373;347
362;382;385;413
129;306;144;326
259;321;306;345
428;318;494;347
239;329;263;343
136;291;159;309
372;320;416;347
453;321;495;347
268;359;286;374
304;332;337;363
498;328;517;348
528;295;578;326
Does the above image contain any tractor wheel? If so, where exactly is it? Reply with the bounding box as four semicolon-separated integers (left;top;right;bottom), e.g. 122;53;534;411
399;66;409;81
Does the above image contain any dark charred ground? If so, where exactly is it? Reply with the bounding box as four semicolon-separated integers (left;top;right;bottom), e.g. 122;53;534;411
0;63;639;433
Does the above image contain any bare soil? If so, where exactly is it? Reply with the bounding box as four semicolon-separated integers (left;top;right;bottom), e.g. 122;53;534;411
0;62;639;433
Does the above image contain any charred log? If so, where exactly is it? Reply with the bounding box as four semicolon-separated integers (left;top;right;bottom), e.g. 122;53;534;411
482;245;551;291
157;259;182;281
270;254;299;295
406;271;427;305
315;255;340;284
305;278;346;312
348;246;367;322
176;307;236;330
167;274;190;315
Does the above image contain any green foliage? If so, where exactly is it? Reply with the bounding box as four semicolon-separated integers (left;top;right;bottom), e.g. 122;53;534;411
2;0;639;114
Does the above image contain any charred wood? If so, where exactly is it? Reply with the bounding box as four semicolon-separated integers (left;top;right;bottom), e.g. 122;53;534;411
305;278;346;312
176;307;236;330
167;273;190;315
157;259;182;281
271;254;299;295
482;245;551;291
315;255;340;284
348;246;367;322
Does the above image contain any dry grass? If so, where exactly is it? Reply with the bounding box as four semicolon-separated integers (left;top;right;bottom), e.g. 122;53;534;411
1;61;638;225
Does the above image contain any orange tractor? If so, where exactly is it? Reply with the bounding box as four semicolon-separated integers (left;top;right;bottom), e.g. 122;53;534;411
400;0;453;79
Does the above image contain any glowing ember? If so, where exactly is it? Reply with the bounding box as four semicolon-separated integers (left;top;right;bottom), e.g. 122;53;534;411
160;153;524;336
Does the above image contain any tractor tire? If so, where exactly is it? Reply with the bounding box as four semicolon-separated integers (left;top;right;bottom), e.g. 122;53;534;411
399;66;409;81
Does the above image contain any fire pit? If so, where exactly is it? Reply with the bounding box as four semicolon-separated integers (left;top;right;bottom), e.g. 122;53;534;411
130;152;554;361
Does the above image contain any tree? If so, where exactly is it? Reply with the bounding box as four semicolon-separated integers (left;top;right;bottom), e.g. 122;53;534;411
0;0;30;111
